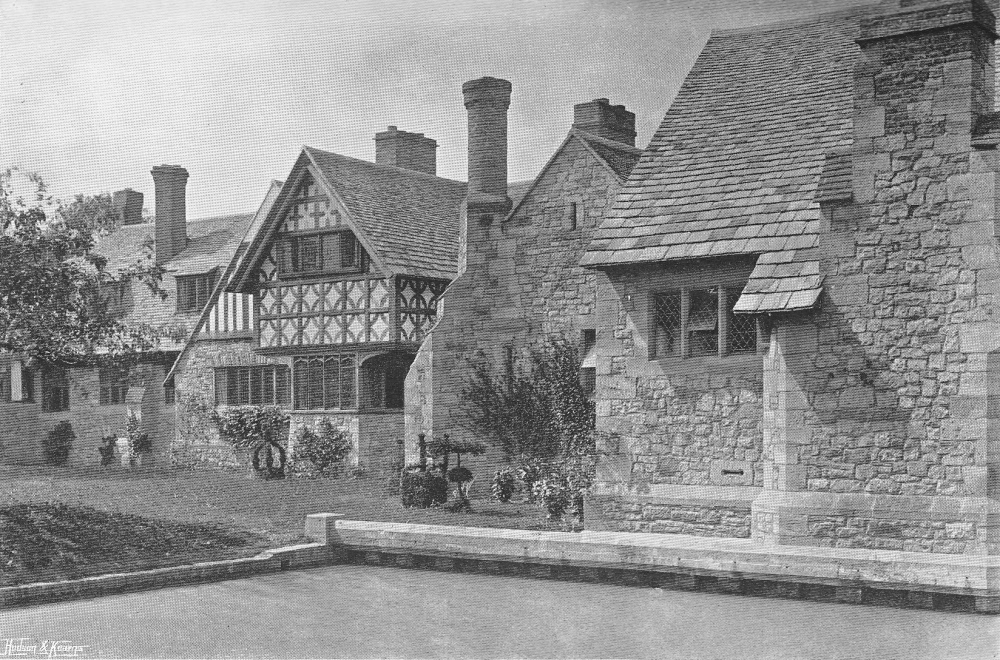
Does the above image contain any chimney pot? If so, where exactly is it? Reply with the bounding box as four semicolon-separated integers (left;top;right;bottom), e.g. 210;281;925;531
151;165;189;265
375;126;438;175
573;98;637;146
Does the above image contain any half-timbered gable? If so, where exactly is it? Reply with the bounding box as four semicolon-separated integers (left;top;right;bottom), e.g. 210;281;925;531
166;141;467;477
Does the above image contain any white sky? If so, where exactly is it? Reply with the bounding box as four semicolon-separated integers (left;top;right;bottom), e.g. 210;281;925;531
2;0;861;220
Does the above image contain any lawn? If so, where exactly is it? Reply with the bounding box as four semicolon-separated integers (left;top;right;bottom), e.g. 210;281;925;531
0;464;551;585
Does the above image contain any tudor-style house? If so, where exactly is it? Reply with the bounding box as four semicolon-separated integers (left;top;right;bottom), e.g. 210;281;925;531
170;131;466;476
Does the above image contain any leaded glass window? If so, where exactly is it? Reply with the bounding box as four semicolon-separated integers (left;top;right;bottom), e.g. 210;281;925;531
653;286;757;358
292;354;356;410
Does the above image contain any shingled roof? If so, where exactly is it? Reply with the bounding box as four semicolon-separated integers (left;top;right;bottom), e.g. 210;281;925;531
581;6;876;310
96;212;254;349
231;147;469;288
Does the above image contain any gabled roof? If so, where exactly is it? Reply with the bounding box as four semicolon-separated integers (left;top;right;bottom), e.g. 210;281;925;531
581;6;873;279
231;147;469;289
95;212;254;349
505;128;642;222
164;181;284;383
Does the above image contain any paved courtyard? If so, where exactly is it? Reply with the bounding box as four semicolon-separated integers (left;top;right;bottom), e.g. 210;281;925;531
1;565;997;659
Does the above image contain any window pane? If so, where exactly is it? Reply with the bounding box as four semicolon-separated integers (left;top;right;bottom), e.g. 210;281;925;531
300;236;321;272
341;234;357;269
654;292;682;357
340;355;356;408
249;368;263;405
293;359;307;409
308;359;324;409
238;368;250;405
226;368;238;405
262;367;275;405
276;367;290;406
728;290;757;354
688;288;718;356
323;356;340;409
323;232;341;270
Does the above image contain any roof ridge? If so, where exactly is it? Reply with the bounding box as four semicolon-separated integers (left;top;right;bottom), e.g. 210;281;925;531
571;129;644;155
303;145;467;187
711;2;881;37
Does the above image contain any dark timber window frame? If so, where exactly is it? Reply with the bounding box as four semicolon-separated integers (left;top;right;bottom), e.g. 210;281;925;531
214;365;291;406
276;230;363;279
41;365;70;413
98;365;129;405
176;270;218;313
292;354;357;411
652;286;760;359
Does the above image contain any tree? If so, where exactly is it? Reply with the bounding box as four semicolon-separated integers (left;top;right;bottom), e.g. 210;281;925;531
0;168;164;364
461;334;596;462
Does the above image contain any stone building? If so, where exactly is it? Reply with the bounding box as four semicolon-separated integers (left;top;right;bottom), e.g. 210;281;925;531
0;167;259;466
580;0;1000;559
169;136;467;477
405;76;641;476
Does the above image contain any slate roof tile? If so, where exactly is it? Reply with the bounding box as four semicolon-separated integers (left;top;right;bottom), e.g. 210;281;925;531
95;212;254;349
580;7;865;270
306;147;468;280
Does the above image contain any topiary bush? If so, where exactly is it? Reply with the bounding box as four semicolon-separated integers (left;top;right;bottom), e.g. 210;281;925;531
43;421;74;466
400;467;448;508
491;466;516;503
212;405;290;479
295;418;352;477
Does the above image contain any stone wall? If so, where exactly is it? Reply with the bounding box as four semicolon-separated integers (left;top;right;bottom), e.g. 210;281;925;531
406;136;623;478
0;359;173;467
171;337;262;469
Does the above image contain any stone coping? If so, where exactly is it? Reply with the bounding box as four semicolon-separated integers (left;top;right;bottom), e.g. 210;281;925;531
328;519;1000;607
4;516;998;613
0;543;329;610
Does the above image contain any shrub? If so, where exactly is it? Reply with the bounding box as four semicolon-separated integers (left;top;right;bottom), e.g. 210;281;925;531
98;435;117;467
212;405;290;478
295;418;352;477
516;459;546;503
400;468;448;508
126;411;151;454
461;334;596;462
534;474;572;521
43;422;74;465
491;467;516;503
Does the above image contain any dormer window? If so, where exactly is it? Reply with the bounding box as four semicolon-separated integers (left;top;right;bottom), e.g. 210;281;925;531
177;271;217;312
277;230;363;278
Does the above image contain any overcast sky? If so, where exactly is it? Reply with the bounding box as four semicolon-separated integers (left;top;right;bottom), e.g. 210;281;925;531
2;0;867;220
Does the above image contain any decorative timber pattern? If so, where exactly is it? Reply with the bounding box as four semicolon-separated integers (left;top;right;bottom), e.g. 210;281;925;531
258;279;392;348
202;292;253;336
280;174;345;233
396;277;447;342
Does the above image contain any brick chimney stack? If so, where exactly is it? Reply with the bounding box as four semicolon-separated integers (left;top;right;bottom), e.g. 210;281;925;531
112;188;144;226
151;165;189;265
573;98;636;146
462;76;512;217
375;126;438;175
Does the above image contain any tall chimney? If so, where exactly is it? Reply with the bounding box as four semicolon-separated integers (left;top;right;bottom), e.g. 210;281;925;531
573;98;636;146
462;77;512;216
151;165;188;265
112;188;144;226
375;126;438;175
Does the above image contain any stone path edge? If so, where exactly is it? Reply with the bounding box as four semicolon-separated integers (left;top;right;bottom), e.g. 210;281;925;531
3;514;999;614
